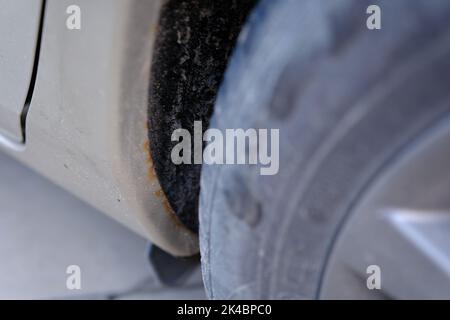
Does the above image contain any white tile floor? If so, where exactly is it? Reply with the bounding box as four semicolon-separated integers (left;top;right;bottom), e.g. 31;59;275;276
0;151;205;299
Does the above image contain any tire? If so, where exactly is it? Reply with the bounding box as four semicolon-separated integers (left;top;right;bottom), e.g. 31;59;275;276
199;0;450;299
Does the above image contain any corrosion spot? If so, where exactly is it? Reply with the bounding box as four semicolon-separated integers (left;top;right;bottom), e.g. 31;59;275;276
144;140;186;229
143;141;158;181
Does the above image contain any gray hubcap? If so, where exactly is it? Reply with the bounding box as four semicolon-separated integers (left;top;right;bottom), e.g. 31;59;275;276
321;117;450;299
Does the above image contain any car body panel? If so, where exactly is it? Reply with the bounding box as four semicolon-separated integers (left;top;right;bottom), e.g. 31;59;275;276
0;0;198;257
0;0;42;144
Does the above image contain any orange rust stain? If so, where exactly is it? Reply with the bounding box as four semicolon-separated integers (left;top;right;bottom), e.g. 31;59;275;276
143;139;190;231
143;141;158;182
155;189;175;214
144;141;176;216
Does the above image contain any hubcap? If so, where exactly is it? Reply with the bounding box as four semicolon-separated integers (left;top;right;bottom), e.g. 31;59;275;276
320;116;450;299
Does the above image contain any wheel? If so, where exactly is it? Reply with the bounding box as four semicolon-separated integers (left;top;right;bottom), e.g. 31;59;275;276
199;0;450;299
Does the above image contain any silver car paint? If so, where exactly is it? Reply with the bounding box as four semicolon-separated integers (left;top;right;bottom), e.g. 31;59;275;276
0;0;199;257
